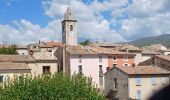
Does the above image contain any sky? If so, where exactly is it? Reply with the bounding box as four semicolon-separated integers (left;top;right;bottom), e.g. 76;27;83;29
0;0;170;44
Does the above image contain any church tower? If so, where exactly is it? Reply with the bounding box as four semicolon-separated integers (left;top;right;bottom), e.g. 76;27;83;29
62;2;77;45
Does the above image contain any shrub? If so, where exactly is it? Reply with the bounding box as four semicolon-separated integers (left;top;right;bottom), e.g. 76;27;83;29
0;74;104;100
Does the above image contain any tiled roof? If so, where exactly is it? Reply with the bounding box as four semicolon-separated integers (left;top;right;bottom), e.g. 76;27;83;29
156;55;170;61
32;52;57;60
142;49;160;54
116;66;170;75
0;62;30;70
67;45;135;55
67;46;97;55
161;48;170;52
0;55;35;62
90;42;121;47
90;46;126;54
45;41;63;47
114;44;142;51
17;45;28;49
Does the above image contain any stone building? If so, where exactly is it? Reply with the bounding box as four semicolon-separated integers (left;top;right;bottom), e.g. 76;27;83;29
139;55;170;71
0;54;58;78
62;5;77;45
0;62;31;86
104;66;170;100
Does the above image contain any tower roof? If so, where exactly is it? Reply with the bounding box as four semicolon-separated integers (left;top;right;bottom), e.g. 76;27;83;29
63;6;77;21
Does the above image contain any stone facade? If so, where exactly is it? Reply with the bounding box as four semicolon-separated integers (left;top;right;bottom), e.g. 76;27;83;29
62;6;77;46
139;55;170;71
104;67;129;100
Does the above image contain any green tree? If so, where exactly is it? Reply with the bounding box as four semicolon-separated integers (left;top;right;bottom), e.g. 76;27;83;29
0;45;17;54
0;74;104;100
79;39;91;46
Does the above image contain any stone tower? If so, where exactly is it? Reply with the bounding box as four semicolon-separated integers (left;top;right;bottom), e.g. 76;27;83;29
62;4;77;45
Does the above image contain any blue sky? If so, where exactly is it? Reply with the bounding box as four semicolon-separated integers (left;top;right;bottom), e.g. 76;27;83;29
0;0;170;44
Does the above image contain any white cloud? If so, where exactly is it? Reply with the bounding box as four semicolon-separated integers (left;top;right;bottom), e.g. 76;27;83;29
0;19;61;44
1;0;170;44
119;0;170;41
42;0;127;43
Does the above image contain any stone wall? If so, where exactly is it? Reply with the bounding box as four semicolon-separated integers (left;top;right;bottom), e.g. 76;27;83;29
104;67;129;99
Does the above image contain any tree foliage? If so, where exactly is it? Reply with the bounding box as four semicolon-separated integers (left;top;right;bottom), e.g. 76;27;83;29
0;45;17;54
0;74;104;100
79;39;91;46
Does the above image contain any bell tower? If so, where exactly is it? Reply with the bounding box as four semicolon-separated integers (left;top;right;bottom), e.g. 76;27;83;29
62;1;77;45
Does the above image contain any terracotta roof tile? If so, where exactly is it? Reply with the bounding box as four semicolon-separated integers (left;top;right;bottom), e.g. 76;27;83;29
66;45;135;55
156;55;170;61
0;62;30;70
0;55;35;62
32;52;57;60
116;66;170;75
114;44;142;51
45;41;63;47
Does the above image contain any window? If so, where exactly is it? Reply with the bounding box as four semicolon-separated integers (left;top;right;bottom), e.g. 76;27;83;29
78;65;83;74
99;65;103;87
161;77;167;85
135;76;141;86
0;76;3;83
99;65;103;76
43;66;51;74
79;55;82;63
70;25;73;31
113;56;117;61
123;63;129;67
113;64;117;67
99;56;102;63
136;90;141;100
114;78;117;89
151;76;156;85
124;55;128;61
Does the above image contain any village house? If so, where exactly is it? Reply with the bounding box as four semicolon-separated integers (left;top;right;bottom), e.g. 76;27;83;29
0;62;31;87
0;54;58;78
113;44;143;65
104;66;170;100
17;45;29;55
139;55;170;71
56;45;135;89
160;48;170;55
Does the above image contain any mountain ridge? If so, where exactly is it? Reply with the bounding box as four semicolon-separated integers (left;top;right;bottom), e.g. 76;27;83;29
130;34;170;48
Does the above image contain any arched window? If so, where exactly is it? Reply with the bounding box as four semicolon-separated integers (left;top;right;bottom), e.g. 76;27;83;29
70;25;73;31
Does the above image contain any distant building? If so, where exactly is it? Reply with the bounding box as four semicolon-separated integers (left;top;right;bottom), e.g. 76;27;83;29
160;48;170;55
56;45;135;89
17;45;29;55
139;55;170;71
114;44;143;65
104;66;170;100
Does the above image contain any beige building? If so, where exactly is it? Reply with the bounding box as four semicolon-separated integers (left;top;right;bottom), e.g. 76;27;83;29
31;51;58;76
0;61;31;86
104;66;170;100
0;54;58;78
